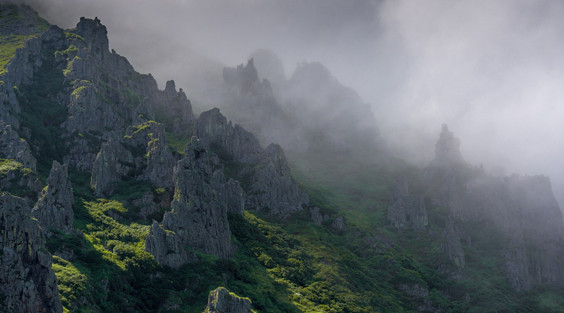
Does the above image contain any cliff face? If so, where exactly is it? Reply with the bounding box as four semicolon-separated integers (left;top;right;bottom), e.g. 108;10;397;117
0;194;62;313
145;138;242;268
195;108;308;217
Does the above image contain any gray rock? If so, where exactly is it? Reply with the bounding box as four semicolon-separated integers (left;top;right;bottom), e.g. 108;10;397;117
124;121;176;190
0;159;42;202
90;133;133;196
245;143;309;217
32;161;74;233
331;216;346;231
144;221;196;269
145;138;243;267
0;193;62;313
204;287;253;313
0;120;36;171
309;207;329;226
195;108;308;217
387;177;428;230
195;108;262;162
90;120;176;196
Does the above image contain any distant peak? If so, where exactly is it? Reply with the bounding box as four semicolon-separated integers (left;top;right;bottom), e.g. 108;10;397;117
433;123;464;166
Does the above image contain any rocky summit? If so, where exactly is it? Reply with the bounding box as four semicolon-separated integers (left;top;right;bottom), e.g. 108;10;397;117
1;4;564;313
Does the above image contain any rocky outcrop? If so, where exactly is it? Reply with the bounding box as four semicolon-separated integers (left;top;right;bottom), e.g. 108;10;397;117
144;220;196;269
31;161;74;233
204;287;254;313
423;125;564;290
309;207;329;226
195;108;308;217
387;177;428;230
0;193;62;313
90;133;133;196
195;108;262;162
244;143;308;216
124;121;176;189
145;138;244;267
331;216;346;231
0;159;42;201
91;121;175;196
56;17;193;171
158;80;194;134
0;120;37;171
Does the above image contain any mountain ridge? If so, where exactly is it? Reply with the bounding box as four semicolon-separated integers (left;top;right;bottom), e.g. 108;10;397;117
0;4;563;313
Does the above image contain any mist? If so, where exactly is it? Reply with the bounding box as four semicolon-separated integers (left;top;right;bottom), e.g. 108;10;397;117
15;0;564;207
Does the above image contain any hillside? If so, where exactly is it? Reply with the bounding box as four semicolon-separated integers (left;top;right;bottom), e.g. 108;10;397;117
0;4;563;313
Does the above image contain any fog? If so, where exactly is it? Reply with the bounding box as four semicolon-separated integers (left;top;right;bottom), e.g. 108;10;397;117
16;0;564;207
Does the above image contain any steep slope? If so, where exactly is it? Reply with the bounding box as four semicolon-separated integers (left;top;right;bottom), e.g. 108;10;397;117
422;125;564;290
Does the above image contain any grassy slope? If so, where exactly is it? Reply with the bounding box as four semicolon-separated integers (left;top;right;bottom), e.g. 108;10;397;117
0;6;49;75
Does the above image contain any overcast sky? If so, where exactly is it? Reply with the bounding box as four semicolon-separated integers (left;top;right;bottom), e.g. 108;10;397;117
17;0;564;207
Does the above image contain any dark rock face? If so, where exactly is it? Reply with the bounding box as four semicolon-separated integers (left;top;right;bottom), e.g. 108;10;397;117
204;287;253;313
195;108;262;162
423;124;564;290
244;143;308;216
25;17;193;172
0;194;62;313
387;177;428;230
0;120;37;171
32;161;74;233
195;108;308;216
90;133;133;196
145;138;244;268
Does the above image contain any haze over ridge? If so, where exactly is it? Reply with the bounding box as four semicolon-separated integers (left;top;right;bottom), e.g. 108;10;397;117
15;0;564;209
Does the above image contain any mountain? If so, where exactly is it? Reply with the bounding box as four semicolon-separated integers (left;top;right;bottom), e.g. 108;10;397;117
0;4;563;313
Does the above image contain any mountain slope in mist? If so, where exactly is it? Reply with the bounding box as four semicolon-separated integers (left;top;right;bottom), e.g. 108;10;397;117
206;51;384;157
1;4;564;313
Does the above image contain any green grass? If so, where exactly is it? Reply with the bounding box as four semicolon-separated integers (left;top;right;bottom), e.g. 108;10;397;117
0;34;30;75
0;6;49;75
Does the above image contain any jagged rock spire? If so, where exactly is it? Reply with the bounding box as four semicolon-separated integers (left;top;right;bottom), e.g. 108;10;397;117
32;161;74;233
432;124;464;167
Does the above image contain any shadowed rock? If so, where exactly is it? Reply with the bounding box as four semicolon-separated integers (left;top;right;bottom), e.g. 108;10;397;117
0;194;62;313
32;161;74;233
